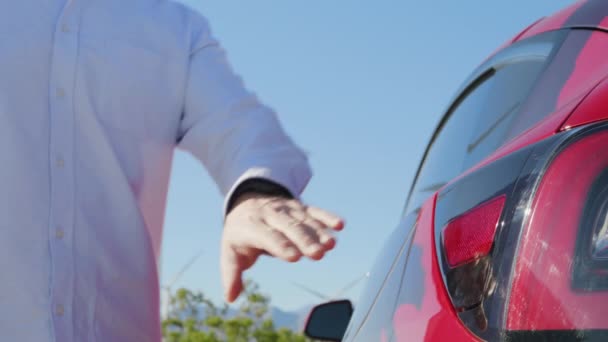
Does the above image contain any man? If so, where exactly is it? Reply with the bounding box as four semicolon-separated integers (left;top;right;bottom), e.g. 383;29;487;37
1;1;343;341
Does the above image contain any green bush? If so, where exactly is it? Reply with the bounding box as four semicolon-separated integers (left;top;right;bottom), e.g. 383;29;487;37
162;280;314;342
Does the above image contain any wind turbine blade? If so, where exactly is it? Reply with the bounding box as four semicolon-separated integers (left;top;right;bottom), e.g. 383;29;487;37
331;272;369;299
166;248;205;289
291;281;330;301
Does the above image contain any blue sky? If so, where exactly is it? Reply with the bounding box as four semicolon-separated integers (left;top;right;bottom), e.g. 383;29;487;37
161;0;575;311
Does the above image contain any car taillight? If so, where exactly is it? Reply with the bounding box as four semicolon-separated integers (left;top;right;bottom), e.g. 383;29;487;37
443;195;506;268
507;129;608;334
434;122;608;341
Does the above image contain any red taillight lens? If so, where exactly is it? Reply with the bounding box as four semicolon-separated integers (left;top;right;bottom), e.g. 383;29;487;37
433;124;608;340
508;130;608;331
443;195;506;268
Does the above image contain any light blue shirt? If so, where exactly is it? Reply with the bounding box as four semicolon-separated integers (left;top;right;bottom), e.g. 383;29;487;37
0;1;311;341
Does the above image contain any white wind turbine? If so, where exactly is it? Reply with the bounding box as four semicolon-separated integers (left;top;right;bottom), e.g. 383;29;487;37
160;248;205;319
291;271;370;301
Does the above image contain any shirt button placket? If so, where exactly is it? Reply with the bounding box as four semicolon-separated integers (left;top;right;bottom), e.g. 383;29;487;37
48;3;80;341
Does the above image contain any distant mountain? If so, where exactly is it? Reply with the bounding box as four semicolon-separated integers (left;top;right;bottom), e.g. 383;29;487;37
168;304;314;332
270;306;306;331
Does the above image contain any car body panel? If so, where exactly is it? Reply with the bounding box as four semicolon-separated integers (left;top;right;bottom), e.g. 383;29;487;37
482;18;546;65
343;196;480;341
444;28;608;195
428;128;608;340
341;213;418;341
517;0;608;42
507;129;608;332
403;30;568;214
447;91;587;189
516;1;585;41
562;76;608;130
394;25;608;340
310;2;608;341
391;196;479;342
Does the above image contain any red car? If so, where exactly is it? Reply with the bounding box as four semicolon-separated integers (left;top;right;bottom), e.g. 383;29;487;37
304;1;608;341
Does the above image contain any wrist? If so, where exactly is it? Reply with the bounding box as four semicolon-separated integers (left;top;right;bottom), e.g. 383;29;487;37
226;178;294;214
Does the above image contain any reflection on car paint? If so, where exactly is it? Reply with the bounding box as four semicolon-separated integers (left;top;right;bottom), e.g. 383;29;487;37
391;196;477;342
305;1;608;341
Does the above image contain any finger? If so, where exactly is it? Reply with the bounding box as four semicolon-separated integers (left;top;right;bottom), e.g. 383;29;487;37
248;225;303;262
306;206;345;230
220;243;243;303
264;209;327;258
233;217;304;262
300;217;336;248
269;218;326;260
263;199;308;221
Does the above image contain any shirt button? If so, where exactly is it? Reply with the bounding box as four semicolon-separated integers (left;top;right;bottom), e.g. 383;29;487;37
61;24;70;33
55;228;65;239
56;157;65;168
55;305;64;316
56;88;65;98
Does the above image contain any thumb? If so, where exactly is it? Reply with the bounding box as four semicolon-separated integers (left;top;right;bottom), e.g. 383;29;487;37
221;244;244;303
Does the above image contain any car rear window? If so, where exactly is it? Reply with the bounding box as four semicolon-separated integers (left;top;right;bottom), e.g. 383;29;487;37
406;31;565;213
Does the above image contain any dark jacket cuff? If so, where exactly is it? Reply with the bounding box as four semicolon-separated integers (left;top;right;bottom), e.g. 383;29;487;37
225;177;294;214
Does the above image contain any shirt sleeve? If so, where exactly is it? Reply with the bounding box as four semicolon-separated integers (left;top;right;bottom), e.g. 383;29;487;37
176;15;312;215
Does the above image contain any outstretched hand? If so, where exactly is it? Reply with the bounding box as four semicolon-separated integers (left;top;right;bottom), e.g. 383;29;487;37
221;193;344;303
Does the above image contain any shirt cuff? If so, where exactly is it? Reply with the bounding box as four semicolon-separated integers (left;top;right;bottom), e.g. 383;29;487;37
225;178;293;215
222;165;312;217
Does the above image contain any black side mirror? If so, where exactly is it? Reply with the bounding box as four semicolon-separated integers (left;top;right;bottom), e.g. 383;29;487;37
304;300;354;342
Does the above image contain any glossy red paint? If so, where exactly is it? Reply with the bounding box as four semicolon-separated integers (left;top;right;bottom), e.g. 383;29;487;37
481;17;545;65
562;76;608;130
444;92;588;189
485;0;608;65
557;29;608;109
442;195;506;268
507;130;608;331
515;0;608;41
380;329;388;342
447;30;608;194
323;3;608;340
517;1;584;41
392;196;478;342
